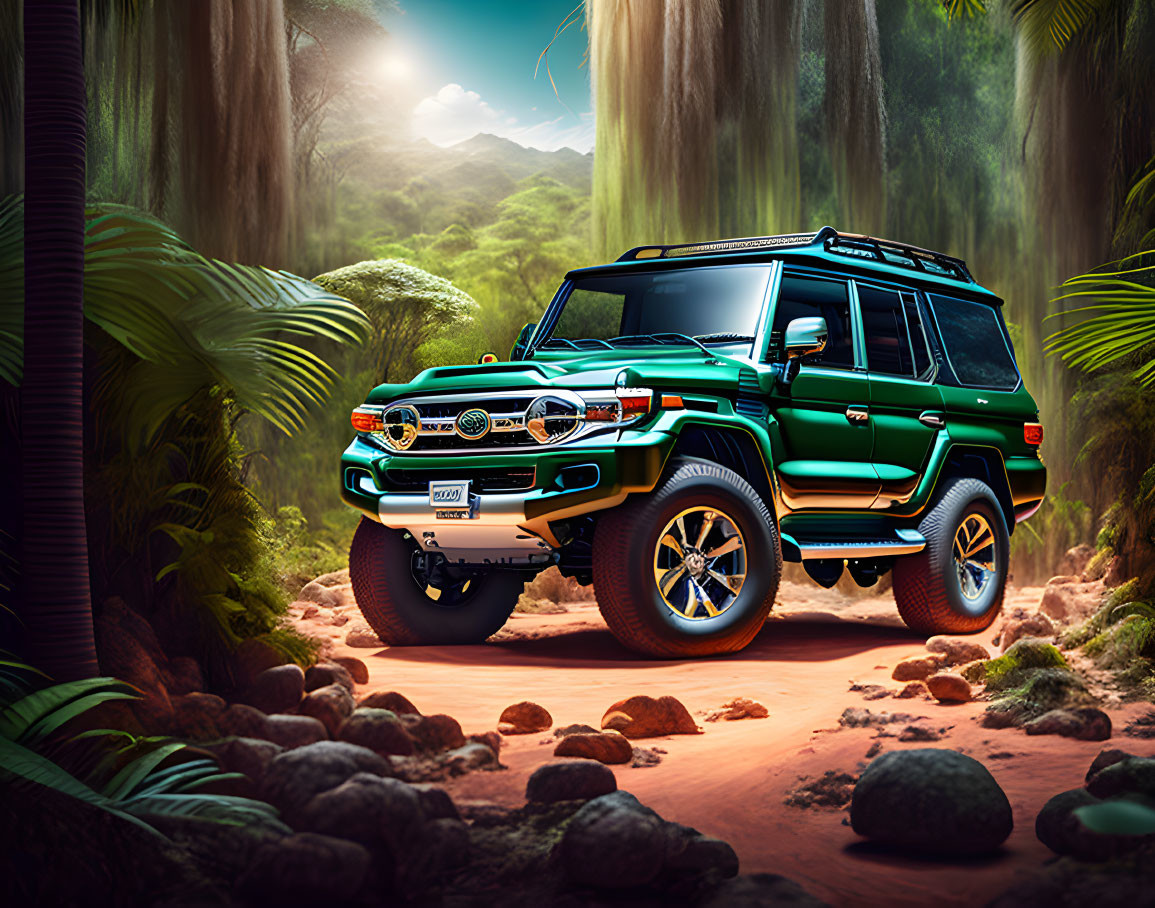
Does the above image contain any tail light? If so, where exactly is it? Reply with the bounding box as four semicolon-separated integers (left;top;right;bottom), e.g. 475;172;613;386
351;408;384;433
1024;422;1043;446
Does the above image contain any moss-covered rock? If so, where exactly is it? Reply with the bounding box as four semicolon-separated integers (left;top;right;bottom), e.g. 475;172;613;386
984;638;1068;690
983;668;1090;727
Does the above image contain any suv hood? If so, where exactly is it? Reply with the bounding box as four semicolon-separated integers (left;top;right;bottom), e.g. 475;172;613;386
364;348;748;404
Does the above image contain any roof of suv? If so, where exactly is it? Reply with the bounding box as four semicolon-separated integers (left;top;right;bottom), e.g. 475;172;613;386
567;226;1003;305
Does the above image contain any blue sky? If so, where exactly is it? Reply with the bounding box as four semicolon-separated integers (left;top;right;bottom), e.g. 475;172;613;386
379;1;593;152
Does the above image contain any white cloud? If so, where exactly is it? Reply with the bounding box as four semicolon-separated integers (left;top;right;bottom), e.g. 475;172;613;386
412;83;594;153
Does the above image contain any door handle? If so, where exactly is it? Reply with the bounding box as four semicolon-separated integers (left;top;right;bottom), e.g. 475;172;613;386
919;411;945;429
845;405;869;424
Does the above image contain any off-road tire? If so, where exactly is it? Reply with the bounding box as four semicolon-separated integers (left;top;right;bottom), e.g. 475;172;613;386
892;477;1009;634
592;458;781;658
349;517;522;645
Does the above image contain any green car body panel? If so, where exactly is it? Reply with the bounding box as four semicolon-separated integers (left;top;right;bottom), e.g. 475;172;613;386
341;227;1045;584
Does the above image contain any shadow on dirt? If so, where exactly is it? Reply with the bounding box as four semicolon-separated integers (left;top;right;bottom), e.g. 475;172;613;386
370;611;925;668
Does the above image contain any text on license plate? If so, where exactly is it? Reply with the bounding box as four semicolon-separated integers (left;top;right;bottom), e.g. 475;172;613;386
429;479;470;510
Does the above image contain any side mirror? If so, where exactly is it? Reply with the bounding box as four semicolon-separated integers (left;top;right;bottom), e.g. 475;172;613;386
784;317;828;360
510;322;537;361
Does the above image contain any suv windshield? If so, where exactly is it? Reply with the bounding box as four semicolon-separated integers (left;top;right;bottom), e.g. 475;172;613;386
540;264;772;351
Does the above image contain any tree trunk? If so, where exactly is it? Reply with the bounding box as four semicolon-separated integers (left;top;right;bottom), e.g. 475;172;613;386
21;0;98;679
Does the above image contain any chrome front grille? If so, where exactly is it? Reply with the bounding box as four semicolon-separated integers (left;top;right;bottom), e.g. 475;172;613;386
381;467;536;493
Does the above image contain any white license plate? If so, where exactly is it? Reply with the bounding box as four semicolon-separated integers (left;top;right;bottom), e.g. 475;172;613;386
429;480;471;510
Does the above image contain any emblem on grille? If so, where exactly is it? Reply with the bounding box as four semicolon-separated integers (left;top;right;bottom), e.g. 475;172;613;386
455;408;491;440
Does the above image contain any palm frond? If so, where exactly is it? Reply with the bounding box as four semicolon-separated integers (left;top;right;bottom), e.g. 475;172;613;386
1044;252;1155;386
943;0;987;21
1011;0;1110;55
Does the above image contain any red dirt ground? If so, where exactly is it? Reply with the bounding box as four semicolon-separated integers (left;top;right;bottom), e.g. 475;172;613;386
294;581;1155;907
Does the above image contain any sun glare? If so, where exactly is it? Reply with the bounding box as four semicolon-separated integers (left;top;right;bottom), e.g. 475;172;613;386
379;53;412;83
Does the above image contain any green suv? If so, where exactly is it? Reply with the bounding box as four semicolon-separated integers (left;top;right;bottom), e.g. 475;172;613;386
340;227;1046;657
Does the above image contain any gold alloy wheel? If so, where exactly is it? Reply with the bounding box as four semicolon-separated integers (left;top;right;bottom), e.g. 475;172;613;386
653;506;747;620
953;512;997;601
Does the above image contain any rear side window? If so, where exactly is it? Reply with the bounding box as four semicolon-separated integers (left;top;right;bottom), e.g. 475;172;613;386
926;294;1019;390
771;276;854;368
902;293;933;377
858;285;913;376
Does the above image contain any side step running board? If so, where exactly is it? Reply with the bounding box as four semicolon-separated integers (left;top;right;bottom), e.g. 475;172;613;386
780;528;926;561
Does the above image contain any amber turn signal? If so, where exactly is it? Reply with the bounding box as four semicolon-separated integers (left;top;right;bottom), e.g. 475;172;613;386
659;394;684;409
1024;422;1043;445
351;409;384;433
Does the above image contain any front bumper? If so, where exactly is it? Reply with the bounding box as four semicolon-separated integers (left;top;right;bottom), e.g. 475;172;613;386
339;433;673;565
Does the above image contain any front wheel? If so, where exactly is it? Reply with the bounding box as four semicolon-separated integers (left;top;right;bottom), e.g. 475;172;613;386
892;477;1009;634
349;517;522;645
592;459;781;658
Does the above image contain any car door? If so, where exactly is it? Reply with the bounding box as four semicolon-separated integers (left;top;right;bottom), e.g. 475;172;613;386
765;273;877;509
856;282;945;508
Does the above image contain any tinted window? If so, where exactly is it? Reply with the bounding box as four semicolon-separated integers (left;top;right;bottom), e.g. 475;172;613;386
927;294;1019;389
902;293;933;377
858;285;912;375
550;265;771;344
771;276;853;368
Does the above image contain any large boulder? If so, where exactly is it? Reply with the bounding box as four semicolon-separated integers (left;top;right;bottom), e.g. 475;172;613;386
237;832;370;905
1024;708;1112;741
850;749;1013;854
299;682;355;736
338;708;415;757
525;759;618;803
600;695;701;738
498;701;552;735
554;731;634;765
299;772;422;856
560;791;669;889
258;740;392;826
240;664;305;714
1036;787;1155;860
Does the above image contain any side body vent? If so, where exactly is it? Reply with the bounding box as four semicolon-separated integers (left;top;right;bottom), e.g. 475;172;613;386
735;368;768;420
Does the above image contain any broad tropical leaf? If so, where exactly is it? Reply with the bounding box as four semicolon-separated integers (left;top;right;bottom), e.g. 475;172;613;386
0;196;371;444
1010;0;1110;55
1044;253;1155;386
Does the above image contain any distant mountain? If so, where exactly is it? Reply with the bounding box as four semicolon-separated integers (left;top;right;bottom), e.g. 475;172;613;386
343;132;593;199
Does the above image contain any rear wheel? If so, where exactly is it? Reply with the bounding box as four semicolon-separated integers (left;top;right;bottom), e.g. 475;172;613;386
593;459;781;657
892;477;1009;634
349;517;522;645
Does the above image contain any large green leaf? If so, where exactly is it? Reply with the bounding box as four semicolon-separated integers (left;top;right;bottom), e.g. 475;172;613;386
0;677;138;741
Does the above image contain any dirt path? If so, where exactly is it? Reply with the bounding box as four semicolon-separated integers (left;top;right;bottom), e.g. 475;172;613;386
295;582;1155;907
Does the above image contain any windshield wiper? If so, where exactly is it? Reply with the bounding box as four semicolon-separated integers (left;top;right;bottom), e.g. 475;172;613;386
694;333;755;344
610;333;717;360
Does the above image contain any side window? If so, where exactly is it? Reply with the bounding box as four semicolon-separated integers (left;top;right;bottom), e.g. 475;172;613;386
902;292;934;378
926;294;1020;390
858;284;913;376
770;275;854;368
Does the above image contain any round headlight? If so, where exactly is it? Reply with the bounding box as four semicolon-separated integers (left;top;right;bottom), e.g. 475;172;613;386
525;395;582;444
380;404;420;451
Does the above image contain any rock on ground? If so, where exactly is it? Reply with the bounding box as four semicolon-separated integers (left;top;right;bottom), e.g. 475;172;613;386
926;636;990;665
339;708;415;757
1039;580;1104;623
850;748;1013;854
601;695;701;738
1085;748;1135;783
1024;708;1112;741
299;772;423;865
554;723;600;738
995;608;1056;651
1086;757;1155;799
304;662;354;692
839;707;917;728
403;713;466;753
926;672;972;703
258;740;392;826
702;697;770;721
559;791;669;889
238;832;370;904
203;736;284;786
359;690;420;714
554;731;633;765
1061;544;1096;578
895;681;930;699
331;655;369;685
525;759;618;803
298;580;345;608
499;700;553;735
263;714;329;749
345;624;383;648
698;873;831;907
1031;787;1153;861
785;771;857;810
299;682;355;736
891;653;948;682
239;664;305;715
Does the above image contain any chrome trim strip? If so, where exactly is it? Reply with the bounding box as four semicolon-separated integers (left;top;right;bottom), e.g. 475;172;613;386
781;530;927;560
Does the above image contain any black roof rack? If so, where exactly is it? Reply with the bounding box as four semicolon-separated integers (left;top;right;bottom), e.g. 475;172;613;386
616;226;973;283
